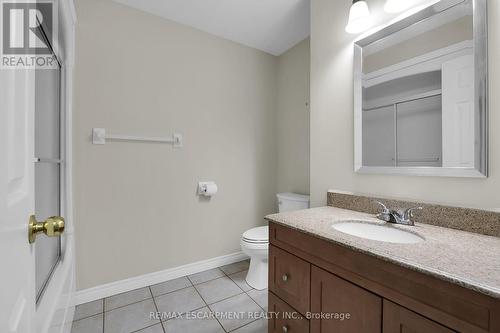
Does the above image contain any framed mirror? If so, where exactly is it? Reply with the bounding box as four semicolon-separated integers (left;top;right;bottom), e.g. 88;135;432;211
354;0;487;177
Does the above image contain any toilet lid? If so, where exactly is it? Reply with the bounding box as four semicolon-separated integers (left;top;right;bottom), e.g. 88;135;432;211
242;226;268;243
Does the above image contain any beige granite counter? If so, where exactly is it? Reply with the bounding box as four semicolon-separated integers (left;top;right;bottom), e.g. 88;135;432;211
265;206;500;299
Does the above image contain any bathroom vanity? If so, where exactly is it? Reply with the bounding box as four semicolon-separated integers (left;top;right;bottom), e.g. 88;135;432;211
265;202;500;333
264;0;498;331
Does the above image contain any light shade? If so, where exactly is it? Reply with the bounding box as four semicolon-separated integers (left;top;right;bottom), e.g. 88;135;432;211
345;0;372;34
384;0;416;13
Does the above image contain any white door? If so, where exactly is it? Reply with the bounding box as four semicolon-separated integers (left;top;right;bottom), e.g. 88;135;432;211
442;54;475;168
0;6;75;332
0;62;37;333
0;57;67;333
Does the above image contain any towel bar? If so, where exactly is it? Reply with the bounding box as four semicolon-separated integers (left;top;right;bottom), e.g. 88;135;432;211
92;128;182;147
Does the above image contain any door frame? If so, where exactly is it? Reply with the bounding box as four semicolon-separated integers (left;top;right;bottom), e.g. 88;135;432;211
34;1;77;332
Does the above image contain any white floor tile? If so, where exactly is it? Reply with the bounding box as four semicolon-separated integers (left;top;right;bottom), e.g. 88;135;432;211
232;318;268;333
220;260;250;275
74;299;103;321
71;314;103;333
195;276;243;304
104;287;152;312
209;293;263;332
188;268;225;285
154;286;205;318
162;307;224;333
246;289;268;311
134;323;164;333
104;299;159;333
150;276;192;297
228;270;253;292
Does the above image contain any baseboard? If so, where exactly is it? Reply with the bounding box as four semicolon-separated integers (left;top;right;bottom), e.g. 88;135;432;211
74;251;248;305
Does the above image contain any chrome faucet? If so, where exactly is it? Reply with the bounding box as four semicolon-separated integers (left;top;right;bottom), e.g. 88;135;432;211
375;201;422;226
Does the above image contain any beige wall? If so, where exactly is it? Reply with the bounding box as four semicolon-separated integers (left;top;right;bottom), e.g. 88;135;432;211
310;0;500;210
74;0;280;289
276;38;310;195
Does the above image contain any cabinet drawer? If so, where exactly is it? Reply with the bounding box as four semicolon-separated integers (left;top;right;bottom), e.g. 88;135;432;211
269;245;311;315
269;292;310;333
383;300;456;333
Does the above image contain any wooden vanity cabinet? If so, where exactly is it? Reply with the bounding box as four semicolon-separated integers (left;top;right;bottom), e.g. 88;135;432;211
310;265;382;333
268;222;500;333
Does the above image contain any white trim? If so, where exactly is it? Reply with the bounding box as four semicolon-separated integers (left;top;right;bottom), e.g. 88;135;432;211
363;41;473;88
363;89;442;111
361;0;469;56
353;44;363;171
73;252;249;306
355;166;486;178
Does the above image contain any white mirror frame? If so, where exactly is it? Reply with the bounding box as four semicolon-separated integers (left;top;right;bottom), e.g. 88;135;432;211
353;0;488;178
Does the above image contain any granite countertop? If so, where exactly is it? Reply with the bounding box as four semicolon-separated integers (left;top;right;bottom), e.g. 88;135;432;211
265;206;500;299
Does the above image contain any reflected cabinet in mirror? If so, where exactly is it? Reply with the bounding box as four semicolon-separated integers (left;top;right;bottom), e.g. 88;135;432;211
354;0;487;177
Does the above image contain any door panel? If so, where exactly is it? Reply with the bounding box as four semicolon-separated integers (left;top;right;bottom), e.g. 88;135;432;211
1;2;74;331
383;300;456;333
35;68;60;160
0;63;36;333
310;266;382;333
396;95;442;167
363;105;396;167
442;54;474;168
34;66;62;302
34;162;61;300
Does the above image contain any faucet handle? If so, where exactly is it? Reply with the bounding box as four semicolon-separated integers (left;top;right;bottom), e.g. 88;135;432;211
403;206;423;220
375;201;390;213
374;201;391;222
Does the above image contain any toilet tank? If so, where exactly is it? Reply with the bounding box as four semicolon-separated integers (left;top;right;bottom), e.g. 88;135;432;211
277;193;310;213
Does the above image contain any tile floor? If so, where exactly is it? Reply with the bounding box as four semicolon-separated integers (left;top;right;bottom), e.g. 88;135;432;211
71;260;268;333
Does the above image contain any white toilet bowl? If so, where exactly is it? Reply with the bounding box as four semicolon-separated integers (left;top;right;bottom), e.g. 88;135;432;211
241;226;269;290
241;193;310;290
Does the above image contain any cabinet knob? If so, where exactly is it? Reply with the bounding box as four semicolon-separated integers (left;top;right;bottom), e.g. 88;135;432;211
282;325;289;333
282;274;289;282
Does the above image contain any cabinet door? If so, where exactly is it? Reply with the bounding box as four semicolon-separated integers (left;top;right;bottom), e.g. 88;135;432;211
383;300;456;333
310;266;382;333
269;292;309;333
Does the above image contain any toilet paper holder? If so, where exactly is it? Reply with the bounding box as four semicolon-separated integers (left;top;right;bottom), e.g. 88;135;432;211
198;182;218;196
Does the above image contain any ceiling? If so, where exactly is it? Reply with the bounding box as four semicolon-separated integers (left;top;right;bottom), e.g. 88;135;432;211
111;0;310;56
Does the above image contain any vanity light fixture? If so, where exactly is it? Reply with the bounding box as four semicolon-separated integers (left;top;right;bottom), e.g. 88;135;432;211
384;0;417;13
345;0;372;34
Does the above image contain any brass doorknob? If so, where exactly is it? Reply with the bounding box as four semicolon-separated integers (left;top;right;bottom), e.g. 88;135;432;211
28;215;65;244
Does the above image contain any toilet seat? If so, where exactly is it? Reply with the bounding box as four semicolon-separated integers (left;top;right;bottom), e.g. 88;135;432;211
242;226;268;244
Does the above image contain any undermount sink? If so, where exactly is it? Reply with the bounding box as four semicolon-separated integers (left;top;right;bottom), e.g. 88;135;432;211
332;221;425;244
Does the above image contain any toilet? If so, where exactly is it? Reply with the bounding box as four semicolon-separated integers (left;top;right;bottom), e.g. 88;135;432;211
241;192;310;290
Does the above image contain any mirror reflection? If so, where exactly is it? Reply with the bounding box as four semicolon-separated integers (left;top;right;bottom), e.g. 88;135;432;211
356;0;486;175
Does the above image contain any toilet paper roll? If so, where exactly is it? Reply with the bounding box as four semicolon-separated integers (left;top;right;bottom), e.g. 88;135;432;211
203;183;218;196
